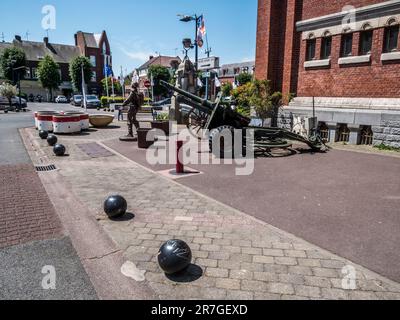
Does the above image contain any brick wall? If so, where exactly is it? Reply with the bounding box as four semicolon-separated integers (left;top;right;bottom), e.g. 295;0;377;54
256;0;400;99
297;27;400;98
301;0;384;20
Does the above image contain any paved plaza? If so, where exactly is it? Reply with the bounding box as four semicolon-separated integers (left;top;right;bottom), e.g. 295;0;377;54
16;117;400;300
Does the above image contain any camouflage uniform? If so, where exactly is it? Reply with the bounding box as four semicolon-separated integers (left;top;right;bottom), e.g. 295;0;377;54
122;85;144;137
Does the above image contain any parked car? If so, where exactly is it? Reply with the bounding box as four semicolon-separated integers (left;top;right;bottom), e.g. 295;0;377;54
55;95;68;103
70;95;83;106
84;95;101;109
0;96;28;111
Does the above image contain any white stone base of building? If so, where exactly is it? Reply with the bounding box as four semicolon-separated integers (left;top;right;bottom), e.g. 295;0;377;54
279;97;400;148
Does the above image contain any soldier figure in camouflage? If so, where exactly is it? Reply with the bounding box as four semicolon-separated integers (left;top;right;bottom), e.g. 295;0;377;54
122;82;144;138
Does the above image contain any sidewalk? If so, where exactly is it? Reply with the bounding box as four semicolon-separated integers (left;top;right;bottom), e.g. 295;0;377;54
20;124;400;300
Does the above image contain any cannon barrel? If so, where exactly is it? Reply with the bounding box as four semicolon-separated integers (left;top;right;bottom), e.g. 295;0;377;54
160;80;214;111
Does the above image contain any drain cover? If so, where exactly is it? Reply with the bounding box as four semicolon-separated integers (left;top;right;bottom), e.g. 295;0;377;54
35;165;57;172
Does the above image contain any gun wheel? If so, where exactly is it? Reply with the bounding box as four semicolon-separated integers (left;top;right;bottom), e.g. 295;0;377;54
187;108;209;140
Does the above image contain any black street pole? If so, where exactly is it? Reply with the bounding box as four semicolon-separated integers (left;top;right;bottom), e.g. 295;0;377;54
194;15;199;95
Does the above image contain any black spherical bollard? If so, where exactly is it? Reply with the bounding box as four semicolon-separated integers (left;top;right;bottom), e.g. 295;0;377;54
104;195;127;219
53;144;66;156
158;240;192;275
47;135;58;146
39;130;49;140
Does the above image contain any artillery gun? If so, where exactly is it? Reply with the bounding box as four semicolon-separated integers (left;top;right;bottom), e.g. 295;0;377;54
160;80;325;158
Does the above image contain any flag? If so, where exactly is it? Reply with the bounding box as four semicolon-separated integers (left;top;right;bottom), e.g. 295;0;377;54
132;70;139;84
197;15;206;48
197;78;203;87
104;64;113;77
232;81;238;90
215;77;221;88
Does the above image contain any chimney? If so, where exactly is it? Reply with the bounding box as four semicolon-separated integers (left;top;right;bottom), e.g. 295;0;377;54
149;55;154;61
44;37;49;46
15;35;22;42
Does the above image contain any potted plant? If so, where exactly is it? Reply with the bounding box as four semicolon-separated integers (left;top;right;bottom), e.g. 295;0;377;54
151;112;170;136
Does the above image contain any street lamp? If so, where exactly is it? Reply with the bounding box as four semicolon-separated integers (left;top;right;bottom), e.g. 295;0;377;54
178;14;202;92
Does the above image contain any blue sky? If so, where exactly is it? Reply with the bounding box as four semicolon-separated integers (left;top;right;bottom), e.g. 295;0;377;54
0;0;258;75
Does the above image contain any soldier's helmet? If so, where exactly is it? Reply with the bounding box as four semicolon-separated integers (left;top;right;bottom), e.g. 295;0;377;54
131;82;139;89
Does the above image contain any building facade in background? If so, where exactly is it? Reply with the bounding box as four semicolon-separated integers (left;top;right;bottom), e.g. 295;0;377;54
0;30;111;100
218;61;255;85
256;0;400;147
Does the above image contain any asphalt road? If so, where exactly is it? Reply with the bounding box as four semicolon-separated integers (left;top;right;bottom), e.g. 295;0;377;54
104;139;400;283
0;102;98;300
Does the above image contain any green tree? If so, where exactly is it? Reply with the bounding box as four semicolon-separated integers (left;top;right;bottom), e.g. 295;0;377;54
147;65;171;97
231;82;253;117
221;82;233;97
101;76;122;96
248;79;283;127
0;47;26;83
0;82;17;109
37;55;61;101
236;72;253;86
69;56;92;92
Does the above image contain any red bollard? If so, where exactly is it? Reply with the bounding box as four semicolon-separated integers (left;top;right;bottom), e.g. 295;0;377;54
176;140;184;174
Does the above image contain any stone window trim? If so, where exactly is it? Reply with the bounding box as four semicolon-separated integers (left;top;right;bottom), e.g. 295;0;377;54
304;58;331;69
338;54;371;65
381;51;400;61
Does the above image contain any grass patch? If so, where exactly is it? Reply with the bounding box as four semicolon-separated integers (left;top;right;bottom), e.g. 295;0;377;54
374;143;400;152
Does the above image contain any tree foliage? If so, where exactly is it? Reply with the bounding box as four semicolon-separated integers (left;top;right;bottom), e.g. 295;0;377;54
69;56;93;92
221;82;233;97
101;77;122;95
0;47;27;83
147;65;171;97
232;79;283;125
236;72;253;86
0;82;17;107
37;55;61;100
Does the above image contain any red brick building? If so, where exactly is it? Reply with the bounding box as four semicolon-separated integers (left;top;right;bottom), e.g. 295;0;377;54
255;0;400;147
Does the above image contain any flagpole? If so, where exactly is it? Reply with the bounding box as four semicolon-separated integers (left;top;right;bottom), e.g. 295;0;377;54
104;53;109;100
81;64;87;111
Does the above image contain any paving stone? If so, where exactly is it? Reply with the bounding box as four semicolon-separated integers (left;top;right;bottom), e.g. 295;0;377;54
200;288;227;300
241;280;267;292
253;272;278;282
313;267;340;278
304;276;332;288
226;290;254;300
268;282;295;295
263;248;284;257
279;274;305;285
272;242;293;250
241;262;264;272
285;250;307;258
208;251;230;260
193;238;212;245
216;278;241;290
348;291;378;300
288;266;313;276
242;247;263;255
253;292;281;300
223;246;241;253
320;259;346;269
205;268;229;278
321;288;349;300
230;270;253;280
295;285;321;298
298;258;322;268
200;244;221;252
275;257;298;266
253;255;274;264
196;258;218;268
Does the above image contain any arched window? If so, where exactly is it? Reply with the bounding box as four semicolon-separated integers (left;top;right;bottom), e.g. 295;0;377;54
384;19;399;52
321;31;332;59
306;33;316;61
